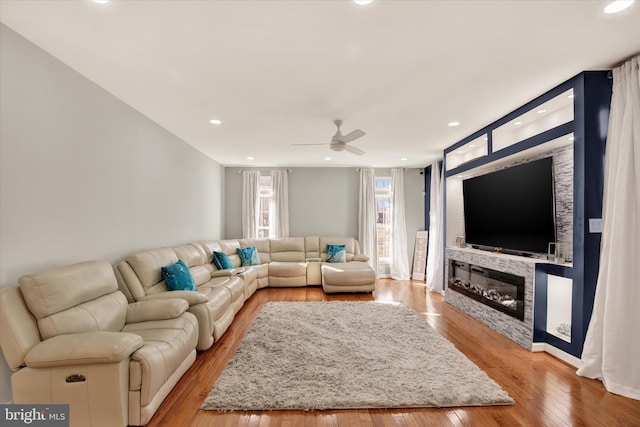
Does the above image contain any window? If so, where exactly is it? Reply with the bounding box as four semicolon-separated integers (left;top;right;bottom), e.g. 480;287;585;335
257;175;273;238
375;177;392;262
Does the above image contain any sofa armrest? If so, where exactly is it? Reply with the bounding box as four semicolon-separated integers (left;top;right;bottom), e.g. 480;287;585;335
24;331;143;368
140;291;208;306
210;269;234;278
306;258;321;263
126;299;188;324
352;254;370;262
211;267;248;278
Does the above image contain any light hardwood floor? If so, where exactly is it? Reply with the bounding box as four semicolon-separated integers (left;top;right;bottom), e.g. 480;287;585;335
146;279;640;427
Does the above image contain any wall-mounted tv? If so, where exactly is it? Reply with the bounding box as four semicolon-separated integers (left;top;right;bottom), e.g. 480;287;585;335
462;157;556;256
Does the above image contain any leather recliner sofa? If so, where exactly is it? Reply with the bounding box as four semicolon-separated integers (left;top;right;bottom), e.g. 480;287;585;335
114;243;257;351
0;260;198;427
115;237;375;348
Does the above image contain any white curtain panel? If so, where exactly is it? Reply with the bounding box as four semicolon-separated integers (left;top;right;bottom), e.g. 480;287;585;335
426;161;445;293
241;171;260;239
577;56;640;400
270;170;290;238
358;168;378;276
390;168;410;280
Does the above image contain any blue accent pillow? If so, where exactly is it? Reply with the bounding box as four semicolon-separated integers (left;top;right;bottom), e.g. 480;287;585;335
326;244;346;263
237;246;260;266
212;251;234;270
161;260;197;291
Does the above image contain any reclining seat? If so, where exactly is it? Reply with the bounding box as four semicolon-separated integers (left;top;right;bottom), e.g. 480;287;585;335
115;246;243;350
236;238;271;289
172;242;247;317
0;260;198;427
196;239;260;298
267;237;308;287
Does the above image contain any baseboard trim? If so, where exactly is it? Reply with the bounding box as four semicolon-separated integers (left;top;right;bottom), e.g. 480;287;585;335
531;342;580;368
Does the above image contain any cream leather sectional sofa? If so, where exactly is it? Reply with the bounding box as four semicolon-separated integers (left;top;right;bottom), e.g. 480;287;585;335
0;236;374;427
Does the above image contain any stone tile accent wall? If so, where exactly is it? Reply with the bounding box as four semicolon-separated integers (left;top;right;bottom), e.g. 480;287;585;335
551;146;573;259
445;248;547;349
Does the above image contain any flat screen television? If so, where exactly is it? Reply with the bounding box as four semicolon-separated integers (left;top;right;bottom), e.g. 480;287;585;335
462;157;556;256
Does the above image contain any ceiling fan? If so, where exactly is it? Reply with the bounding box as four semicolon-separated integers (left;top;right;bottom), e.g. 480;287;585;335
292;120;366;155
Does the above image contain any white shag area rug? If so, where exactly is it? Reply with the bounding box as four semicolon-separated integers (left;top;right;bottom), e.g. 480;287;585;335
202;301;514;411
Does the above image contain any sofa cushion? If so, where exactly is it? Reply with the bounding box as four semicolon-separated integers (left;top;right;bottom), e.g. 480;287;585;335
269;261;307;278
239;238;271;263
37;292;128;340
237;246;260;266
18;261;129;339
124;313;198;407
270;237;305;262
326;244;346;263
161;261;197;291
172;244;207;268
19;260;120;319
212;251;234;270
126;248;179;291
201;276;245;302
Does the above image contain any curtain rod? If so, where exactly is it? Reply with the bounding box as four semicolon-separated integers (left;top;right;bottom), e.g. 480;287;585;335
238;169;292;174
355;168;423;171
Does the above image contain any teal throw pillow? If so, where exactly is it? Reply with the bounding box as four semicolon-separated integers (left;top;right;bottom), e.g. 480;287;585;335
212;251;234;270
237;246;260;266
161;260;197;291
326;244;346;263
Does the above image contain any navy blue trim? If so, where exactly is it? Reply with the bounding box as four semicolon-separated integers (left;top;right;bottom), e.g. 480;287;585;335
423;166;432;230
533;267;548;342
444;129;490;154
445;122;574;178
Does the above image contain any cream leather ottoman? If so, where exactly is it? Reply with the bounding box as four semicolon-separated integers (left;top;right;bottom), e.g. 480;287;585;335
321;262;376;293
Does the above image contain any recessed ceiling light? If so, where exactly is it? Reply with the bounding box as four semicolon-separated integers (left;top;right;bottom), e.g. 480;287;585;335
537;109;547;114
604;0;634;14
400;157;408;161
92;0;109;3
209;119;222;125
469;144;475;148
354;0;373;5
324;156;332;161
246;156;254;161
448;121;460;127
514;121;523;125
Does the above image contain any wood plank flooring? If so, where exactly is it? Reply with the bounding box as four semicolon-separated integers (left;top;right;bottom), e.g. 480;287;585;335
145;280;640;427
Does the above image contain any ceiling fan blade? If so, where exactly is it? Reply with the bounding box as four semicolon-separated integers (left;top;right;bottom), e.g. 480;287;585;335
343;144;365;156
338;129;365;143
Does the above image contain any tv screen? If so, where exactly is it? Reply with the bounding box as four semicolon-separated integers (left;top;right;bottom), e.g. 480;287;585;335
462;157;556;255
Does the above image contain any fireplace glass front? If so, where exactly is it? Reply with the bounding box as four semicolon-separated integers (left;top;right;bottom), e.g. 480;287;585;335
448;260;525;320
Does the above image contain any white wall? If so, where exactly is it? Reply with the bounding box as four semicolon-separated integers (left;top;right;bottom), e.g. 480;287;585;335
224;166;425;266
0;24;224;402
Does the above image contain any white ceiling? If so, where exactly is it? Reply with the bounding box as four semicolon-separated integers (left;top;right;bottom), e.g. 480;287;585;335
1;0;638;168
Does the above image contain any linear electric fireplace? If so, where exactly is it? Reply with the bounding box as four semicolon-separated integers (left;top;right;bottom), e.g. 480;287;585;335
448;260;525;321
